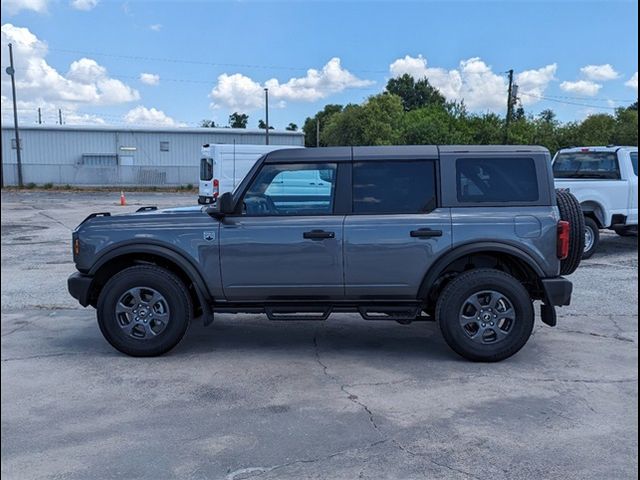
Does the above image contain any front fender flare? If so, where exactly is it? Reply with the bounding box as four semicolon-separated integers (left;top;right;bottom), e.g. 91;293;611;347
88;241;212;301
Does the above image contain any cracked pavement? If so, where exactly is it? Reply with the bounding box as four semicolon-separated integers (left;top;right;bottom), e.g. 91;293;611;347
2;191;638;479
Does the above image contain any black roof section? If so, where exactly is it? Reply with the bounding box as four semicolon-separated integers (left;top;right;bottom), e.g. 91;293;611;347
263;145;549;163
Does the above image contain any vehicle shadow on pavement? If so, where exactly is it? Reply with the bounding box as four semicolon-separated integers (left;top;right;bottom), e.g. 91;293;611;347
595;233;638;256
174;315;455;361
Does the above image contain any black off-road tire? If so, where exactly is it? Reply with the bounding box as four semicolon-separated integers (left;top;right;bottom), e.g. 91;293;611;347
436;269;534;362
582;216;600;259
97;265;192;357
555;190;585;274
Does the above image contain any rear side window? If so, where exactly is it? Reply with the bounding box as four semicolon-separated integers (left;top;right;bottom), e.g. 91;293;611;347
352;160;436;214
553;152;621;179
456;157;539;203
200;158;213;180
630;152;638;176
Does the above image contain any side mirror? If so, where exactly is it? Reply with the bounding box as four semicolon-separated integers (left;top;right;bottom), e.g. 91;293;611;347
205;192;234;217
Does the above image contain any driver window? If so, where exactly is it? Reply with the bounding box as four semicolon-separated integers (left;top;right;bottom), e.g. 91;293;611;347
242;163;337;216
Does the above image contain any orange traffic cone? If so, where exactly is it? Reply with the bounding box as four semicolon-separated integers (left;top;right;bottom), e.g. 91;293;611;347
120;191;126;206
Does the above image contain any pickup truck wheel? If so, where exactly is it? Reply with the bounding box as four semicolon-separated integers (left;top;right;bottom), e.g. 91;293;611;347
436;269;534;362
555;190;585;274
97;265;192;357
582;217;599;259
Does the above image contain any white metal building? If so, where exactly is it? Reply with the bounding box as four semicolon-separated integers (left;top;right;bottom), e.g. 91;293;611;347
1;125;304;187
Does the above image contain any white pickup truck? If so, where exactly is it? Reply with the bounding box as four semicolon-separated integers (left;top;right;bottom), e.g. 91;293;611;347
552;146;638;258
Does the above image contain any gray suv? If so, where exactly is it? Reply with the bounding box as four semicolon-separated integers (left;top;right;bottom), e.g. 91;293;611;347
68;146;582;361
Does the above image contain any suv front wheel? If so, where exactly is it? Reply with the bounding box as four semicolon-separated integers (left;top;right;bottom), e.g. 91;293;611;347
436;269;534;362
97;265;192;357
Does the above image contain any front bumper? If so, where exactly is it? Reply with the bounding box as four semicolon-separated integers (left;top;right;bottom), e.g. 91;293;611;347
541;277;572;306
67;272;93;307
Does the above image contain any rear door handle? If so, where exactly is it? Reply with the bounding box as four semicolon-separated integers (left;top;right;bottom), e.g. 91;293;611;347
303;230;335;240
410;228;443;238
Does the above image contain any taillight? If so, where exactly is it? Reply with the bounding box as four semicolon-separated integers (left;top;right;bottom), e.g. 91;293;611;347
213;179;219;198
557;220;570;260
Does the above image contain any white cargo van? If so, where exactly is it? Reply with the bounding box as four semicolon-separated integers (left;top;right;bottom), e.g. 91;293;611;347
199;144;300;204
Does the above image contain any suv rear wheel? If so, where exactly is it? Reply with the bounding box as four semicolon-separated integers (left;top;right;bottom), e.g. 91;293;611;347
436;269;534;362
97;265;192;356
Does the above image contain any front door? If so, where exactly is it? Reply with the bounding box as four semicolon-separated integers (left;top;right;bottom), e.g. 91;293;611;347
219;161;344;301
344;156;452;299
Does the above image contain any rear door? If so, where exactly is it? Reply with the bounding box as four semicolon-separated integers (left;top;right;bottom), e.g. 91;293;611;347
344;147;452;299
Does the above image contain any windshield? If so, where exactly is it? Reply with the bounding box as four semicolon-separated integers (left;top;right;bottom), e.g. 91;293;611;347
200;158;213;181
553;151;620;179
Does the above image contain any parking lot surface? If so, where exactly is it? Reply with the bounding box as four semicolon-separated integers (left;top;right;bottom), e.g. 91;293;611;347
2;190;638;480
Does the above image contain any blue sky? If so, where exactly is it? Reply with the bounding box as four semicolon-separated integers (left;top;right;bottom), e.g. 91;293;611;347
1;0;638;129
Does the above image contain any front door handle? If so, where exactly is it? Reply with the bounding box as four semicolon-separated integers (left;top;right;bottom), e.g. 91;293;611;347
303;230;335;240
410;228;443;238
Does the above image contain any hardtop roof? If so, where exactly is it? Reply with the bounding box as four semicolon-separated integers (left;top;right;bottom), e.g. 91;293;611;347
263;145;549;163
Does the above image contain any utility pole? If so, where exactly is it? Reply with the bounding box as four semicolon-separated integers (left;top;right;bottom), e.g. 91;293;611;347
316;117;320;147
58;108;63;125
37;107;42;124
504;69;514;144
6;43;23;188
264;88;269;145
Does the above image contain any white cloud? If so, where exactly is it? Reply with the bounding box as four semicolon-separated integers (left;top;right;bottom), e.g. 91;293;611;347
149;24;162;32
560;80;602;96
580;64;619;81
209;57;374;111
1;0;49;14
389;55;556;111
139;73;160;86
516;64;557;104
70;0;98;11
625;72;638;92
124;106;186;127
1;23;139;110
389;54;462;99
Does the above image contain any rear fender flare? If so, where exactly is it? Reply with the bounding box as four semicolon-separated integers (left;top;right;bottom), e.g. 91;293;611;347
417;242;546;300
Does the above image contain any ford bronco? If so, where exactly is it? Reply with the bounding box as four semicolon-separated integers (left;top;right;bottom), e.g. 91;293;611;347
68;145;583;361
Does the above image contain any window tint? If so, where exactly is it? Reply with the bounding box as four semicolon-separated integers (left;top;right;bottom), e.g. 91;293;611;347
200;158;213;180
456;157;539;203
243;163;336;216
352;160;436;214
630;152;638;176
553;152;620;179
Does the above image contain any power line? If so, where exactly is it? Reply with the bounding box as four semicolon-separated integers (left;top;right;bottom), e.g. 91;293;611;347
519;92;623;110
35;45;390;74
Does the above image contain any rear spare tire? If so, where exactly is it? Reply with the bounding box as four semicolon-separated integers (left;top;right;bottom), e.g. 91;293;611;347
555;190;585;274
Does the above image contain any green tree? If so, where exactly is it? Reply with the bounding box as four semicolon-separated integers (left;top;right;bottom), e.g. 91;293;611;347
200;119;217;128
229;112;249;128
576;114;617;145
402;105;471;145
302;104;344;147
258;119;274;130
286;122;298;131
613;106;638;146
385;74;446;111
322;94;404;146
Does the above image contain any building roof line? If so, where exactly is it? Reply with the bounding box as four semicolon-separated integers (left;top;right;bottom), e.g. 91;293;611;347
1;124;304;136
